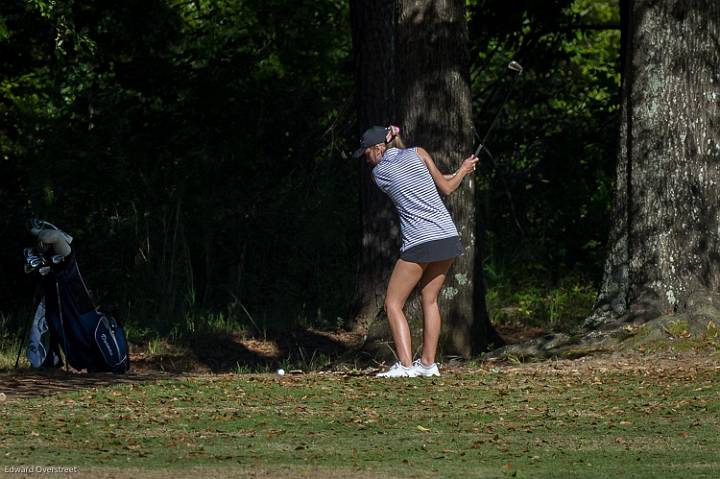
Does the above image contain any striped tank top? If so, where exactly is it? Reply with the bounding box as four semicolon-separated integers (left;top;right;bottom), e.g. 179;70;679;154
372;147;459;252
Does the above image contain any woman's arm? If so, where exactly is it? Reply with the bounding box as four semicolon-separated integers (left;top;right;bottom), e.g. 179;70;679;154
417;147;479;196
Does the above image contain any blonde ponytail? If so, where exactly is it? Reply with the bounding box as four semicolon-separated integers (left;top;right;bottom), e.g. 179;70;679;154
387;135;405;149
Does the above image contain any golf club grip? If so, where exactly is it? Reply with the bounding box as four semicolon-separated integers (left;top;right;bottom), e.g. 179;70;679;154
474;143;483;157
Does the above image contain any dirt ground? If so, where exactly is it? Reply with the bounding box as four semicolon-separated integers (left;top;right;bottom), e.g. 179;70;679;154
0;322;556;402
0;328;352;401
1;323;717;403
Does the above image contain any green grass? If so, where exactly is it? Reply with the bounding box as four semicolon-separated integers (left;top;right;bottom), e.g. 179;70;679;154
486;279;597;334
1;357;719;478
0;349;19;370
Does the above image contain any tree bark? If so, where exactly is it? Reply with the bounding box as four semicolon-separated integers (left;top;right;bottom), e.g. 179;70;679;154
348;0;401;337
587;0;720;328
350;0;502;358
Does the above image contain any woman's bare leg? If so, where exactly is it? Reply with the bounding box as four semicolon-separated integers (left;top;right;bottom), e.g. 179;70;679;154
418;259;453;366
384;259;426;366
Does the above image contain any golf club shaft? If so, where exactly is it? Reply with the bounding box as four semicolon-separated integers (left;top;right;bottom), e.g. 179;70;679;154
476;76;520;155
474;60;523;157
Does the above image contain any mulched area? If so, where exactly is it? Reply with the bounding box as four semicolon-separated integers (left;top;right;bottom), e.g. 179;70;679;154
1;329;365;401
12;325;707;404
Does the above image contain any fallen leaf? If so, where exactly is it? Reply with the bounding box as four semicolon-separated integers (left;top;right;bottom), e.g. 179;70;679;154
416;425;431;432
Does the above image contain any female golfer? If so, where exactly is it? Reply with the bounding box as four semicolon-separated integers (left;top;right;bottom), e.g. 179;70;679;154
353;125;479;377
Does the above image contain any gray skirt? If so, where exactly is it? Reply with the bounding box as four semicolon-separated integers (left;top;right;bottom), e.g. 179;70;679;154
400;236;463;263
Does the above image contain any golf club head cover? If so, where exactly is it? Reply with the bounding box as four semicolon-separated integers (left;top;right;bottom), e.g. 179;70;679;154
30;220;73;258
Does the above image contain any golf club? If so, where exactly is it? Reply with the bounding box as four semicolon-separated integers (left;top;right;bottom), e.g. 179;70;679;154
474;60;524;157
471;60;526;237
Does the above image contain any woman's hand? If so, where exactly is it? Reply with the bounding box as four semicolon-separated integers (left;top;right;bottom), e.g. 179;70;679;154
459;154;480;175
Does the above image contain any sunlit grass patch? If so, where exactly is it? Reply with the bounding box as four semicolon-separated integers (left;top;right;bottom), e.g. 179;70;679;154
1;355;719;478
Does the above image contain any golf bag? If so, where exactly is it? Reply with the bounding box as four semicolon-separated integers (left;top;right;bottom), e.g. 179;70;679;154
21;223;129;373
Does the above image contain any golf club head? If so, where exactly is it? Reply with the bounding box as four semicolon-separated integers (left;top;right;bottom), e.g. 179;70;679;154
507;60;523;73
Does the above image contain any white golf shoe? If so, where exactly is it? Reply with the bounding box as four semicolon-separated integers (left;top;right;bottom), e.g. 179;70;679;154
376;362;419;378
411;359;440;377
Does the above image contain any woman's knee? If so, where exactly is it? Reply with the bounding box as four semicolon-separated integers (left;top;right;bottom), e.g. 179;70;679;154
420;290;439;309
384;298;405;315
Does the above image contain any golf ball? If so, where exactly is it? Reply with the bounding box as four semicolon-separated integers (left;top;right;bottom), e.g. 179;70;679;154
276;368;285;376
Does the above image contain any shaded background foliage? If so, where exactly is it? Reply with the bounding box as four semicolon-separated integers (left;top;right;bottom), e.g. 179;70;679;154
1;0;357;337
468;0;620;329
0;0;620;343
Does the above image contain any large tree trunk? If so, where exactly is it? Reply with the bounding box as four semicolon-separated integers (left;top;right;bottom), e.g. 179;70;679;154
348;0;402;337
586;0;720;329
349;0;502;359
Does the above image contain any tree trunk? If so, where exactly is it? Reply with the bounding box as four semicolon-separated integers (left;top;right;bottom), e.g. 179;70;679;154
349;0;502;358
587;0;720;329
348;0;401;338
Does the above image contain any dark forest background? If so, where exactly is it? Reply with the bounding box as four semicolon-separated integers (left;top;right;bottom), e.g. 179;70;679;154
0;0;620;346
